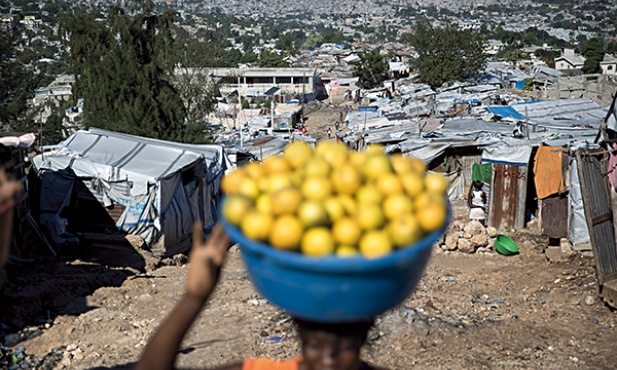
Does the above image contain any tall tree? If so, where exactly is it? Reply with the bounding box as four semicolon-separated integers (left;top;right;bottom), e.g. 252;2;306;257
58;0;186;141
352;48;388;89
581;37;605;74
410;20;486;88
0;28;36;130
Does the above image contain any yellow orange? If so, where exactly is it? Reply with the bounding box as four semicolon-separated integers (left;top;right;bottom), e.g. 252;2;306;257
223;195;253;226
425;172;449;195
301;176;332;200
356;184;383;205
304;157;331;178
388;214;423;247
244;162;266;179
301;227;335;257
336;245;359;257
390;153;412;175
221;169;246;195
331;165;362;195
416;199;447;233
383;193;413;220
363;153;392;181
241;210;273;241
359;231;392;259
298;200;330;228
324;197;345;222
269;215;303;250
355;204;385;230
400;172;424;198
332;217;362;246
237;177;260;199
284;141;313;169
376;173;403;196
262;155;290;174
271;187;302;215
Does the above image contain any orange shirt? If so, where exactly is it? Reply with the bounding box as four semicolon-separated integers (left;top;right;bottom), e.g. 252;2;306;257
242;357;302;370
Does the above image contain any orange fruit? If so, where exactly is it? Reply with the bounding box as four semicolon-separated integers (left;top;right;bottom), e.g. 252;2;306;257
301;176;332;200
390;153;412;175
355;204;385;230
304;157;331;178
332;217;362;246
262;155;290;174
244;162;266;179
271;187;302;215
241;210;273;241
221;169;246;194
425;172;449;195
269;215;303;250
301;227;335;257
356;184;383;205
331;165;362;195
298;200;330;228
363;153;392;181
237;177;260;199
284;141;313;169
359;231;392;258
336;245;359;257
383;193;413;220
376;173;403;196
400;172;424;198
416;199;447;233
223;195;253;226
388;214;423;247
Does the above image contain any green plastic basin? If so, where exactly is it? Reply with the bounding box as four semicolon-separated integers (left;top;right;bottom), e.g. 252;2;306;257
495;234;519;256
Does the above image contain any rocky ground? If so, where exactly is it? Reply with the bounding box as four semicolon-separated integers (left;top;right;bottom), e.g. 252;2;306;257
1;200;616;369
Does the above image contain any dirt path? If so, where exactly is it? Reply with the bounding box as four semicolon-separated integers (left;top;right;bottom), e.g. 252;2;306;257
2;224;616;369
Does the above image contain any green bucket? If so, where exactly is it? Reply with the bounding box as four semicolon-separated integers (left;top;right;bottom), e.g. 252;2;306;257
494;234;519;256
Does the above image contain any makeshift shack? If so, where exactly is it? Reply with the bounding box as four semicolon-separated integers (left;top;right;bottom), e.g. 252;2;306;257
31;128;230;257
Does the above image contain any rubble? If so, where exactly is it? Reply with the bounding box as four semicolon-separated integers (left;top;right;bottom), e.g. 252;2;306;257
437;221;498;254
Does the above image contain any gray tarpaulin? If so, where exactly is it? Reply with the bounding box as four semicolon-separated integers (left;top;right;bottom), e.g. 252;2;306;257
568;157;590;246
32;128;230;257
481;140;533;166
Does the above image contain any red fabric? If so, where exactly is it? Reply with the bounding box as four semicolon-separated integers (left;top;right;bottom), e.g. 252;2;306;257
242;357;301;370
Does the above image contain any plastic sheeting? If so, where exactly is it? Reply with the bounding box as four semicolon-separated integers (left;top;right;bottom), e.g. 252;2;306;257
32;128;229;257
482;141;533;166
568;157;590;246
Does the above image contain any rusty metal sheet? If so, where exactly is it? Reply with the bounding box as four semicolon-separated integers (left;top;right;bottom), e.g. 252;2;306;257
541;195;568;238
488;164;528;230
577;151;617;285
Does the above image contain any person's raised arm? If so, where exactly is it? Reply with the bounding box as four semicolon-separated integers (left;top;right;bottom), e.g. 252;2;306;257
136;222;242;370
0;172;19;267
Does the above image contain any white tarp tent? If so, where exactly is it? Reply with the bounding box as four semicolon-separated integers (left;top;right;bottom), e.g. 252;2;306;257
32;128;230;257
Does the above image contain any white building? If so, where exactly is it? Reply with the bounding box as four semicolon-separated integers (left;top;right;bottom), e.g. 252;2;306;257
554;48;586;72
600;54;617;76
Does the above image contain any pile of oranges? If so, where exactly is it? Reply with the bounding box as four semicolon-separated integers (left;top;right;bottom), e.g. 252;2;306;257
221;140;448;259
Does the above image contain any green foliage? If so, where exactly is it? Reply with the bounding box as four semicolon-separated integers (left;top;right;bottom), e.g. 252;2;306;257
0;29;36;130
41;103;67;145
241;99;250;110
351;48;388;89
58;0;187;142
275;30;306;53
581;37;605;74
258;50;288;68
410;20;486;88
534;49;560;68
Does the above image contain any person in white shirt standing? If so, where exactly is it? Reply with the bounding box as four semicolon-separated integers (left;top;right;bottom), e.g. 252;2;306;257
468;180;487;225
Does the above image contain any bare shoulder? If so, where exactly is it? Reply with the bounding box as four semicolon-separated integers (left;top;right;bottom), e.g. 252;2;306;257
212;364;243;370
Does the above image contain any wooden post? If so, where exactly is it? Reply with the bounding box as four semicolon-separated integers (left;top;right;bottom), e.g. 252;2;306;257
525;106;530;140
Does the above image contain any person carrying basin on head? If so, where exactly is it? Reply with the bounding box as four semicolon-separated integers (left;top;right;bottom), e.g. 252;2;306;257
136;222;387;370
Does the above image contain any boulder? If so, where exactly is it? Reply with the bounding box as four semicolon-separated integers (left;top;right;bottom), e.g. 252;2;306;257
462;232;472;239
458;238;474;253
444;234;459;251
486;226;498;238
463;220;485;237
470;234;488;248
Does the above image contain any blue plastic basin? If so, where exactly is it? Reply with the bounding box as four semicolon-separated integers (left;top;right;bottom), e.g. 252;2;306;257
221;200;450;323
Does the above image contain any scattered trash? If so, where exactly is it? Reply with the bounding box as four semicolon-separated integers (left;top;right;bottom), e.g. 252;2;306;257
449;277;457;282
554;278;561;284
570;356;579;363
264;336;285;343
591;317;599;324
541;300;547;305
584;296;595;306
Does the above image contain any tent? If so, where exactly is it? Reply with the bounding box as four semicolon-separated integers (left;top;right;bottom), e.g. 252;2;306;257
32;128;230;257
